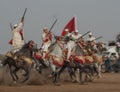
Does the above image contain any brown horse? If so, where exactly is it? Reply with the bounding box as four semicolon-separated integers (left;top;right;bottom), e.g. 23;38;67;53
2;40;39;83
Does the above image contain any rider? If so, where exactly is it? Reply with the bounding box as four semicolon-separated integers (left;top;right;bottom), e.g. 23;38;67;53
71;29;82;41
87;32;96;42
9;16;25;54
41;27;52;59
87;32;97;54
64;29;81;61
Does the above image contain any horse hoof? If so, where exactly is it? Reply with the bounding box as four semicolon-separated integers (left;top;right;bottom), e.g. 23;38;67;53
38;71;42;74
48;74;53;78
79;81;85;85
13;81;17;84
97;75;102;78
54;83;61;86
72;80;77;83
80;81;88;85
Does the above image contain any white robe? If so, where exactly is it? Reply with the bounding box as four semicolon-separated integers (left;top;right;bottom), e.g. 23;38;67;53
87;36;96;42
12;22;24;49
41;32;52;52
66;33;81;60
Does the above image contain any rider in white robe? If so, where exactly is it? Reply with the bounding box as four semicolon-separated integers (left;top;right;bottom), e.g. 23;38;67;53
65;29;81;61
12;20;25;53
41;27;52;58
87;32;96;42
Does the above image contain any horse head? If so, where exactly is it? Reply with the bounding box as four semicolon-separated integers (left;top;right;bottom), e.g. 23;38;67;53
22;40;38;52
27;40;38;51
17;40;38;57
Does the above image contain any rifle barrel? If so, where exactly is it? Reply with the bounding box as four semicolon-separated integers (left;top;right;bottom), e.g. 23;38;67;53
49;19;57;32
22;8;27;18
81;31;91;37
95;36;102;40
10;23;13;31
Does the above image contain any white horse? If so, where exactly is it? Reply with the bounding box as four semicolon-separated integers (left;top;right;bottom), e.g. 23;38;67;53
47;37;76;83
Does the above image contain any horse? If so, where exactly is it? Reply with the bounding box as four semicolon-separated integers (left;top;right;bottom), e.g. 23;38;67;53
1;40;40;83
83;52;103;82
42;37;77;84
69;42;103;83
96;42;107;54
47;37;88;84
68;43;94;84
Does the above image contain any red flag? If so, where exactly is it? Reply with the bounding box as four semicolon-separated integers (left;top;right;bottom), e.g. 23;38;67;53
61;17;76;36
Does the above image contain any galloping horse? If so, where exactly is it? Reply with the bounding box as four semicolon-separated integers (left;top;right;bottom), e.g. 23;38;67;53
2;40;39;83
69;43;93;84
44;37;77;83
70;42;103;83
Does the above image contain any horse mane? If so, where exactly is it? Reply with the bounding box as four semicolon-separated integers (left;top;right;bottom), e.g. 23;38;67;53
21;42;30;50
74;44;84;55
16;41;34;57
48;41;63;58
48;41;57;53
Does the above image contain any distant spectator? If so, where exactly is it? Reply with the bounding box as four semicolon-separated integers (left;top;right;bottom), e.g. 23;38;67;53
103;55;112;72
116;41;120;55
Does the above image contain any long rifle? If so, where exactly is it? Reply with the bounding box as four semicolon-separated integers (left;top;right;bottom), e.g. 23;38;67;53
77;31;91;41
21;8;27;23
10;23;13;31
94;36;102;41
81;31;91;38
49;18;57;32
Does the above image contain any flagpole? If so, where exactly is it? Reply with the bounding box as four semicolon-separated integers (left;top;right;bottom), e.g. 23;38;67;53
74;15;77;31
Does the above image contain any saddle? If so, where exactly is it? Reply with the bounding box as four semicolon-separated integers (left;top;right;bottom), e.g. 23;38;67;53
92;55;103;63
6;51;34;65
72;55;86;64
6;51;17;60
18;56;34;65
85;55;94;64
34;51;42;60
51;54;65;67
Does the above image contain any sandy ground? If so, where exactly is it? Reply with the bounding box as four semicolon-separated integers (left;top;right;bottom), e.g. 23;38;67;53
0;66;120;92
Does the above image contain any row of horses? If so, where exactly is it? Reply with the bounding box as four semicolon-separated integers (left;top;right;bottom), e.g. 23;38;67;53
1;39;103;85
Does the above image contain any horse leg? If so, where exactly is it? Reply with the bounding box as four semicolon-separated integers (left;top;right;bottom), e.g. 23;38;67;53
35;63;42;74
48;62;56;78
58;61;69;75
67;67;76;83
13;67;19;80
21;66;31;83
79;65;85;84
39;59;48;68
84;65;93;82
96;63;102;78
52;62;68;83
93;63;99;77
53;71;58;83
9;66;17;82
56;61;69;80
85;64;95;82
74;62;82;83
22;69;29;83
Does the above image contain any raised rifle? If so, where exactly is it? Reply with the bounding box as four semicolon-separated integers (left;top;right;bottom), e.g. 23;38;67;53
88;36;103;43
81;31;91;38
94;36;102;41
21;8;27;23
48;18;58;38
10;23;13;31
49;18;57;32
77;31;91;41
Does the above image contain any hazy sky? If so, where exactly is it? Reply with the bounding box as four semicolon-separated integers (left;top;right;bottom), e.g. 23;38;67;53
0;0;120;54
